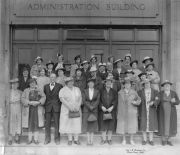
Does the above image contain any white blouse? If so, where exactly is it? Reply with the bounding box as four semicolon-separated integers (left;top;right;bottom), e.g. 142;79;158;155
89;88;94;100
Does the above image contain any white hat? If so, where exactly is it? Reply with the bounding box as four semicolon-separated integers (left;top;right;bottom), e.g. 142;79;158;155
142;56;153;63
125;53;132;58
98;62;106;67
114;59;123;64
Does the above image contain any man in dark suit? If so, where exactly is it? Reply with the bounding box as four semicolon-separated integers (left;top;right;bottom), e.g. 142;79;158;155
44;73;63;145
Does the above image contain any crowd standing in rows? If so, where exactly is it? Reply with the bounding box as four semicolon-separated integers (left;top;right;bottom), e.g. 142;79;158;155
8;53;179;147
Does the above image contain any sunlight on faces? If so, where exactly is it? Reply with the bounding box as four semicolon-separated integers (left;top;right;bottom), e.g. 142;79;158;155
58;70;64;77
50;73;56;83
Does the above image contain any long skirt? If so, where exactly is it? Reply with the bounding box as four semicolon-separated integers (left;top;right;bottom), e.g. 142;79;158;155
163;102;171;136
9;103;22;135
28;106;39;132
82;112;98;133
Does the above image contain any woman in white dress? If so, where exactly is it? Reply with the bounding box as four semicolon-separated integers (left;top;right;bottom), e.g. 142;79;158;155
59;77;82;145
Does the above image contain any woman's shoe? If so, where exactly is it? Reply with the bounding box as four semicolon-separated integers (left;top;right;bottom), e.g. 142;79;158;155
162;141;166;146
142;141;147;145
8;140;12;145
68;141;72;146
107;140;112;145
34;140;39;145
27;140;32;145
100;140;106;145
167;141;173;146
74;140;81;145
149;141;154;146
130;140;135;145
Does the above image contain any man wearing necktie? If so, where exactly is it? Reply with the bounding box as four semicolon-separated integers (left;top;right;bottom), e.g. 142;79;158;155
44;73;63;145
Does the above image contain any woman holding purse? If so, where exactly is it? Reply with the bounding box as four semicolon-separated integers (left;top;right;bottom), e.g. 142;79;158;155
21;78;46;144
116;78;141;145
59;77;82;145
82;78;100;145
99;77;118;145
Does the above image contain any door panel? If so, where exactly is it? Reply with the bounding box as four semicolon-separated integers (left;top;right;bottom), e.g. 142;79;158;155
63;45;85;63
86;45;109;63
12;44;35;78
37;44;59;64
112;45;135;60
135;45;159;71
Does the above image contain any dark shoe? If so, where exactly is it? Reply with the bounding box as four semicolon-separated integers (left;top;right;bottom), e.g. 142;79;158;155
34;140;39;145
149;141;154;146
142;141;147;145
167;141;173;146
16;139;20;144
107;140;112;145
74;140;81;145
87;142;91;146
44;140;50;145
27;140;32;145
68;141;72;145
55;140;60;145
162;141;166;146
100;140;106;145
8;140;12;145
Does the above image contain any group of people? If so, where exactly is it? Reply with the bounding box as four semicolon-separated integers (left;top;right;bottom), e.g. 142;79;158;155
8;53;179;147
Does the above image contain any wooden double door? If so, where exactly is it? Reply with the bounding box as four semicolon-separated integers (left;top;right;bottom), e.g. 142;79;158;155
12;43;159;77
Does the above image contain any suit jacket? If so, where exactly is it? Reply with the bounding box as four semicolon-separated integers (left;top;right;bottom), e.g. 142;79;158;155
112;68;126;81
44;83;63;112
83;89;100;113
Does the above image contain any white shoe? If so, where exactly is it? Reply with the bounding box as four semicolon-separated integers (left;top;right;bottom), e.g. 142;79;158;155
130;140;135;145
122;140;126;145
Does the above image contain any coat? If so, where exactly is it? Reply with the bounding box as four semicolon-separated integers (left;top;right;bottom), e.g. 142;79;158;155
116;89;141;134
99;88;118;131
82;89;100;132
74;76;87;93
44;83;63;113
59;86;82;134
138;88;160;132
112;68;126;81
21;88;46;128
18;76;30;91
158;90;180;137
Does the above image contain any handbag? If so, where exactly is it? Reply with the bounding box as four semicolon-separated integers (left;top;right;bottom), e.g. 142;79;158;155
87;113;97;122
69;111;80;118
103;113;112;121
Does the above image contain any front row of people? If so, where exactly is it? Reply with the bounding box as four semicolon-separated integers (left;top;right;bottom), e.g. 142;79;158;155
8;73;179;146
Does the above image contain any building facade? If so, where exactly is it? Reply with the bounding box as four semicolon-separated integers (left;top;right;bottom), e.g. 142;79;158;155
0;0;180;142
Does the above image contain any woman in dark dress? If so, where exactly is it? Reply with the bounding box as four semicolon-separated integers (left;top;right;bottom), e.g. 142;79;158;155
82;78;100;145
21;78;46;144
158;80;180;146
99;77;118;145
18;67;30;91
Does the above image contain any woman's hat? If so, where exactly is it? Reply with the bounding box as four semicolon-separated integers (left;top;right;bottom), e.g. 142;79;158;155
87;78;95;83
141;78;151;84
125;69;134;75
90;66;97;72
10;78;19;83
142;56;153;64
138;72;147;78
56;67;65;72
35;56;43;62
124;53;132;59
130;60;138;67
65;77;74;83
145;63;155;69
90;55;97;61
74;55;81;61
98;62;106;67
114;59;123;64
46;60;54;67
81;60;89;66
57;53;63;58
161;80;173;87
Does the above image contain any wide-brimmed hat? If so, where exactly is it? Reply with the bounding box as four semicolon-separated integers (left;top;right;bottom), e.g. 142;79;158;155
46;60;54;67
74;55;81;61
10;78;19;83
142;56;153;64
141;78;151;84
81;60;89;66
130;60;138;67
145;63;155;69
98;62;106;67
35;56;43;62
87;78;95;83
114;59;123;64
125;69;134;75
90;67;97;72
124;53;132;59
138;72;147;78
65;77;74;83
90;55;97;61
56;67;65;72
161;80;173;87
